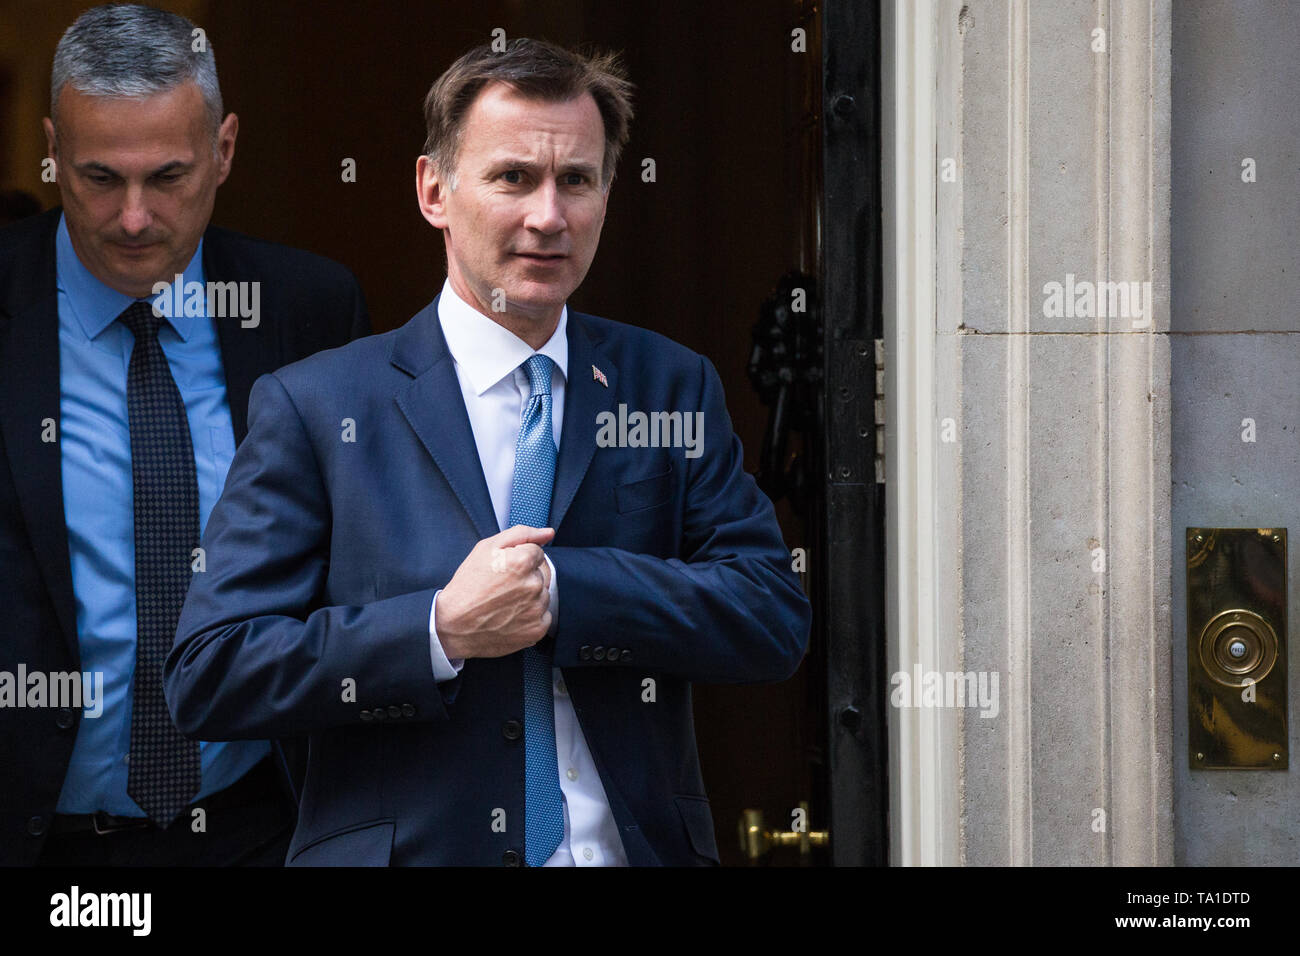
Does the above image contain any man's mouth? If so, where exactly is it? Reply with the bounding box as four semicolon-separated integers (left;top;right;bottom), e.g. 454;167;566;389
514;252;566;261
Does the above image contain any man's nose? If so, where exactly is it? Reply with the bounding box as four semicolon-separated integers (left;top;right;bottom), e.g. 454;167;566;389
119;184;152;235
523;182;566;234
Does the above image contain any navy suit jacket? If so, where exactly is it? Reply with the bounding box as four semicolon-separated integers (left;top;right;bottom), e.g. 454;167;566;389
0;207;369;865
164;295;811;866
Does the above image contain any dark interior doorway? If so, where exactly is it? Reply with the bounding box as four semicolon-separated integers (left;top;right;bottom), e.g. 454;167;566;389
5;0;875;865
203;0;830;866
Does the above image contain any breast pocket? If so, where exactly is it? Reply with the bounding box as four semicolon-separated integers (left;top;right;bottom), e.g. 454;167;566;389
614;463;674;514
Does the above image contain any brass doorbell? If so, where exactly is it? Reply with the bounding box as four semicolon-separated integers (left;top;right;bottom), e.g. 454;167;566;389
1186;528;1288;770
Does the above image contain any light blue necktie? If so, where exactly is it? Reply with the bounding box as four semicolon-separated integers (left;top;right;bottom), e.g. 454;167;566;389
510;354;564;866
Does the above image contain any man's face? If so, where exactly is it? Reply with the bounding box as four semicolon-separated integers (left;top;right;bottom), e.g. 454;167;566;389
43;82;237;299
418;82;610;334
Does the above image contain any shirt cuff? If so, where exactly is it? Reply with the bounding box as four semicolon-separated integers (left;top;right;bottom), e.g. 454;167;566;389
429;590;465;681
544;553;559;636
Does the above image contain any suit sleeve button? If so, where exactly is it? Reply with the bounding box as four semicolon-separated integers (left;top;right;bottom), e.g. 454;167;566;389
593;646;606;661
387;705;402;719
620;649;632;662
605;646;618;661
579;645;592;661
27;815;47;836
55;707;75;730
373;708;387;721
401;703;416;717
502;849;522;866
360;709;373;722
502;719;523;740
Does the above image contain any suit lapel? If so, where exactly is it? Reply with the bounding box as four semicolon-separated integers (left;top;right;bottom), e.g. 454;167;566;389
204;230;281;444
0;212;80;662
392;298;499;540
551;314;618;532
390;301;617;539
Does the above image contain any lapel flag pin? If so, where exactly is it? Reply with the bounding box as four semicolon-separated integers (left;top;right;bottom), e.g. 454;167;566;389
592;364;608;388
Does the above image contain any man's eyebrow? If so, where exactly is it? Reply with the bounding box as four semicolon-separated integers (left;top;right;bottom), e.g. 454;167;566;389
486;157;601;178
73;159;193;177
147;160;192;176
559;161;601;178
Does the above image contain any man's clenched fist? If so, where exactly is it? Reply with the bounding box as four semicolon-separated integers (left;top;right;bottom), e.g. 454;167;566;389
435;525;554;660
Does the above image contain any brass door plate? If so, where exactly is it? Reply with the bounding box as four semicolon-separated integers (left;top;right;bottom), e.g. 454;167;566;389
1186;528;1288;770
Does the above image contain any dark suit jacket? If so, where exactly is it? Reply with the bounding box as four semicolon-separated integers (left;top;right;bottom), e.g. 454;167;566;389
0;207;369;865
164;295;812;866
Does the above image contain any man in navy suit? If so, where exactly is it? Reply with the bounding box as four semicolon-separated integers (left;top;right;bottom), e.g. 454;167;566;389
165;38;809;866
0;4;368;866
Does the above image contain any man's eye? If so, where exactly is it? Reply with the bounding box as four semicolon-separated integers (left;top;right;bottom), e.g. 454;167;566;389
86;174;113;185
501;170;523;184
563;173;586;186
154;173;182;184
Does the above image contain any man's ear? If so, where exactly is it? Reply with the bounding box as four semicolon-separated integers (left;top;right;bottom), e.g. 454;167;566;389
416;155;450;229
215;112;238;185
42;117;58;166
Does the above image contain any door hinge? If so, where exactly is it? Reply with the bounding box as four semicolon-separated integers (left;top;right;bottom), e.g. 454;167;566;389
874;338;885;484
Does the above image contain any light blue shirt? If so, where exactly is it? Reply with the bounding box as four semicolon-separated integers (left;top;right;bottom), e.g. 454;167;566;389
54;214;268;816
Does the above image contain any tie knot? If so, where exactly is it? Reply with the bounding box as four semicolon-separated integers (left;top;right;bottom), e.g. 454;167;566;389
522;354;553;398
117;300;164;342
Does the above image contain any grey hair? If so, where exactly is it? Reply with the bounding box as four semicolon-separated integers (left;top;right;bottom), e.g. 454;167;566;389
50;4;223;139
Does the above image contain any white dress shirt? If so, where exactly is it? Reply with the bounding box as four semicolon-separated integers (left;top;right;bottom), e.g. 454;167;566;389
426;279;628;867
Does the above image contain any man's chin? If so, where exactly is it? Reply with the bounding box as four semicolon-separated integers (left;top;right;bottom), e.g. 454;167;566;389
101;265;171;300
99;251;180;293
503;282;574;317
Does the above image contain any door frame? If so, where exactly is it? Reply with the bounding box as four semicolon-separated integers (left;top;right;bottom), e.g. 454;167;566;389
821;0;889;866
879;0;962;866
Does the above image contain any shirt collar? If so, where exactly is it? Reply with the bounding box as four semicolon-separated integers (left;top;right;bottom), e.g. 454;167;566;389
55;212;205;342
436;279;569;395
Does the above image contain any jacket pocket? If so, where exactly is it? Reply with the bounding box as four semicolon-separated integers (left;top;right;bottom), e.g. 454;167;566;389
673;794;720;864
289;817;395;867
615;464;674;514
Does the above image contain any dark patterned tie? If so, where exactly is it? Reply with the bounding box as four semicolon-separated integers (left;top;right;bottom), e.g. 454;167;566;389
119;301;201;826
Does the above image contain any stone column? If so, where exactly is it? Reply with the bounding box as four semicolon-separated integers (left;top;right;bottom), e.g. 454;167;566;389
885;0;1172;865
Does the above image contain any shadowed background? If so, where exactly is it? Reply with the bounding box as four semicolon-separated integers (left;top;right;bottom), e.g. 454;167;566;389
0;0;822;865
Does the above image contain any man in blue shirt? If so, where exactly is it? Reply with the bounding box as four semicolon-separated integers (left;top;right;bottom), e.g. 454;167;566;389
0;3;369;865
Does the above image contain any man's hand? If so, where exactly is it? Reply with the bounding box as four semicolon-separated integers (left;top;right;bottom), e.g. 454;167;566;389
435;525;555;660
